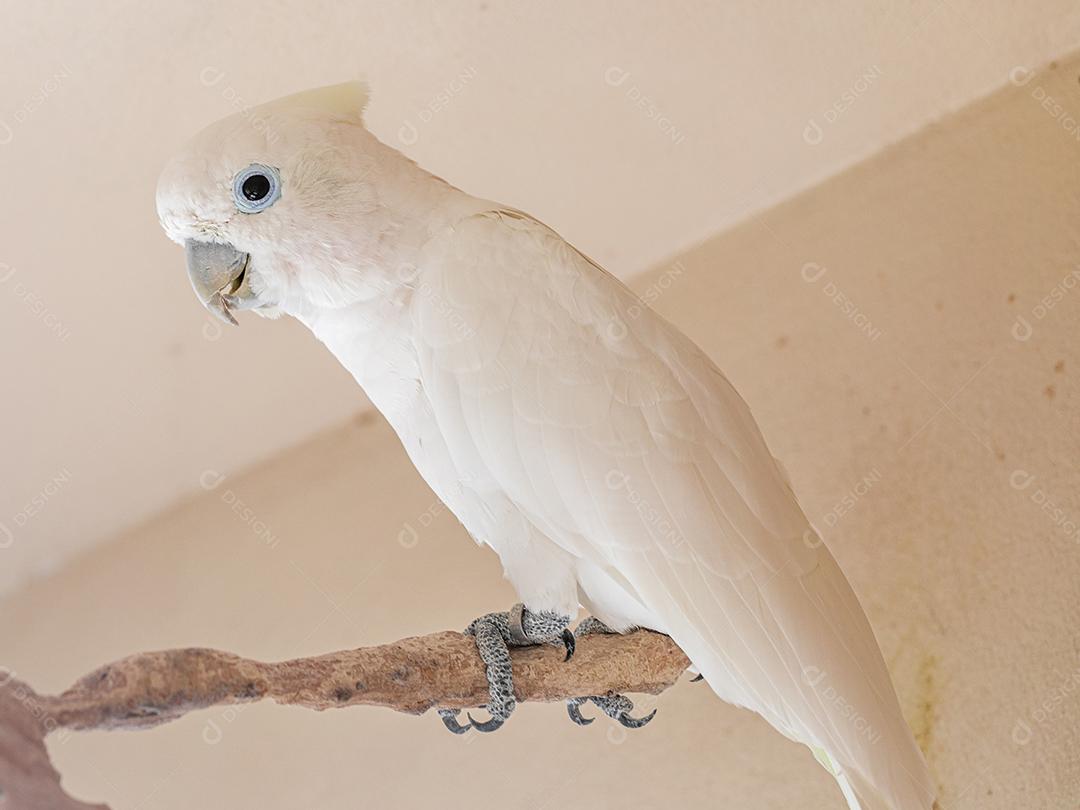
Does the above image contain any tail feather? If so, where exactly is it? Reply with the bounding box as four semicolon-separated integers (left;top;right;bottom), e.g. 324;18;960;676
827;750;935;810
649;546;937;810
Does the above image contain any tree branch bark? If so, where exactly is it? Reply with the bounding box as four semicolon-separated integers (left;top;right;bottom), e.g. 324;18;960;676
0;629;689;809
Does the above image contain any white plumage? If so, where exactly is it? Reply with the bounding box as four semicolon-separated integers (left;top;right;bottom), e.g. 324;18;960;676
157;83;935;809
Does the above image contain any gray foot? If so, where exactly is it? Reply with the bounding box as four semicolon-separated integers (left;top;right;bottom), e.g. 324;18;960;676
439;603;572;734
564;617;657;729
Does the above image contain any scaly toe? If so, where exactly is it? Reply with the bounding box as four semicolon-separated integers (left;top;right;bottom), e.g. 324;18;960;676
617;707;657;728
466;711;506;733
438;708;471;735
566;697;594;726
592;693;657;729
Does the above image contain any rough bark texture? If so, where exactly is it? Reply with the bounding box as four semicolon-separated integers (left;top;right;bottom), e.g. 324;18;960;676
0;683;108;810
0;629;688;809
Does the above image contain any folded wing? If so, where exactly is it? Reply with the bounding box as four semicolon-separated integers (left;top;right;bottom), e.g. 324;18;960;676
413;210;934;810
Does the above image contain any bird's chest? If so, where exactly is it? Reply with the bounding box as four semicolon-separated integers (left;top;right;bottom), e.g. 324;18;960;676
388;394;513;561
307;301;503;539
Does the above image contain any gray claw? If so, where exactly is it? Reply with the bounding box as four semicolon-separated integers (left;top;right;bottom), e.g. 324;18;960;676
566;697;594;726
438;708;471;735
467;711;505;733
560;628;576;661
690;673;704;682
617;708;657;729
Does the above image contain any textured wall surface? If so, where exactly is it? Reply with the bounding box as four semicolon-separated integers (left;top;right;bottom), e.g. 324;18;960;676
5;0;1080;595
1;45;1079;810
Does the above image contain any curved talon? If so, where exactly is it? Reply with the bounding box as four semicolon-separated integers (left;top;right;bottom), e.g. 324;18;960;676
566;698;594;726
690;673;704;682
617;708;657;729
560;628;576;661
467;711;506;733
438;709;471;735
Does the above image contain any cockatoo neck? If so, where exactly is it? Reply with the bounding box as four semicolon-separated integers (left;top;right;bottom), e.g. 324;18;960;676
272;136;491;323
284;152;495;405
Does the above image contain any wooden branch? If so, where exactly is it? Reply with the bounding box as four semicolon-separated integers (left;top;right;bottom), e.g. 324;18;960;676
0;629;689;809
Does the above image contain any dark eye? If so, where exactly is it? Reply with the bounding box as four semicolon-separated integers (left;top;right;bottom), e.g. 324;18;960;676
233;163;281;213
242;173;271;201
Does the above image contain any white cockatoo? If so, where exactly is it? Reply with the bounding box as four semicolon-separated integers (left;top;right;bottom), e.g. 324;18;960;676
157;83;935;810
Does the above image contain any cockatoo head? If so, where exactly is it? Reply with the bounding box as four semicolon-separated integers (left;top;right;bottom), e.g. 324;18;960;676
157;81;395;324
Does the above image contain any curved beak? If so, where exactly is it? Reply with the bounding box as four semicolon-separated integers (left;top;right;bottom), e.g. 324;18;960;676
184;239;259;326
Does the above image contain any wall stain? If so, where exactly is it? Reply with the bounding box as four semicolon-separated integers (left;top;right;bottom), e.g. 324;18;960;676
913;653;938;753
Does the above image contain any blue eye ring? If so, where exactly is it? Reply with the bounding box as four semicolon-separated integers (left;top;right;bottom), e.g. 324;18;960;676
233;163;281;213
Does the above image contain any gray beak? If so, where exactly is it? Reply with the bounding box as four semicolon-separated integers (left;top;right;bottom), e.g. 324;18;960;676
184;239;258;326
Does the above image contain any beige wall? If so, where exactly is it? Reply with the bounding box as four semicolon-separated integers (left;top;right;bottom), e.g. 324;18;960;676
3;43;1080;810
5;0;1080;595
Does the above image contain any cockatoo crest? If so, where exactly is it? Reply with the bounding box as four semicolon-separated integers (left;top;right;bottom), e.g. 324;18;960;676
267;80;370;123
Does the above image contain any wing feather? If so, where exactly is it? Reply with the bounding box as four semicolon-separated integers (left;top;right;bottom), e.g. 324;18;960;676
413;210;934;810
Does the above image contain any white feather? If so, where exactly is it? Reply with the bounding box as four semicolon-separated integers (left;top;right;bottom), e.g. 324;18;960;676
158;85;936;809
303;207;934;809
